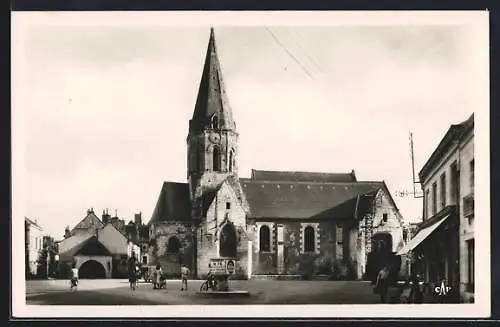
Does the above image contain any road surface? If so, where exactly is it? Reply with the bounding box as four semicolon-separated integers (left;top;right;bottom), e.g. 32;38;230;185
26;279;401;305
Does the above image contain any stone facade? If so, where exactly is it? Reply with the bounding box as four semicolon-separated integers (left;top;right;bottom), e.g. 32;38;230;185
148;221;195;275
147;28;405;280
245;188;404;279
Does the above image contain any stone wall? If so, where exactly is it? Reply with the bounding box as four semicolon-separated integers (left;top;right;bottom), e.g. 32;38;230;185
196;181;249;278
250;220;357;279
149;221;194;276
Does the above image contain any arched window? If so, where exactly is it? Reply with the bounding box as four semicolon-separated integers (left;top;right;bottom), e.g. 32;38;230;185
259;225;271;252
166;236;181;254
229;150;234;172
213;147;220;171
304;226;315;252
211;115;218;130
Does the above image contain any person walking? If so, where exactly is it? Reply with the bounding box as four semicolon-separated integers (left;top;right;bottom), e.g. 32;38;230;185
70;264;79;291
374;265;390;303
181;264;191;291
128;255;137;291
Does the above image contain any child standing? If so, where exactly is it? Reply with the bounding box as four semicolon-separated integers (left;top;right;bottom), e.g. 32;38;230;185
181;264;190;291
70;265;79;290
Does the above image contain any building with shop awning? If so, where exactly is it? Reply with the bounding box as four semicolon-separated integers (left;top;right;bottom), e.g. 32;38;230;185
406;114;473;303
397;214;450;256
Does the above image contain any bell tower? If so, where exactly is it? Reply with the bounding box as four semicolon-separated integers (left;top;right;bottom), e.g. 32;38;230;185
187;27;239;211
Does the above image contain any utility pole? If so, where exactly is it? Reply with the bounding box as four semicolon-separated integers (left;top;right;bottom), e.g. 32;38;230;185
395;132;424;198
409;132;424;199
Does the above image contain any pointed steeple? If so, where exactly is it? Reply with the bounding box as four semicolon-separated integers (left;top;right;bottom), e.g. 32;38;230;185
189;27;235;134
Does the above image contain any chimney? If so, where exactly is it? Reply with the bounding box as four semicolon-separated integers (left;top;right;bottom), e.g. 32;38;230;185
102;209;111;224
110;216;119;225
64;226;71;238
134;212;142;225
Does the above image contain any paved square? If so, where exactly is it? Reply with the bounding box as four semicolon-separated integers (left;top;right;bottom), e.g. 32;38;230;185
26;279;402;305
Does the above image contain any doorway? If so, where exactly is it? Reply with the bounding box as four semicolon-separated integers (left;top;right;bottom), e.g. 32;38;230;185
79;259;106;279
219;223;237;258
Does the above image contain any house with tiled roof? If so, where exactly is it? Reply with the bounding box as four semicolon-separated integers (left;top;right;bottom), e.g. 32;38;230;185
57;208;145;278
147;28;405;280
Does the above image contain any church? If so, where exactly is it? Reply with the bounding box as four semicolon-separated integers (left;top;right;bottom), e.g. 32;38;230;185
147;28;405;280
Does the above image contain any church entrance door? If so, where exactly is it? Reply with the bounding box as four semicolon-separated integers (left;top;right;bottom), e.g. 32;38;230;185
219;223;237;258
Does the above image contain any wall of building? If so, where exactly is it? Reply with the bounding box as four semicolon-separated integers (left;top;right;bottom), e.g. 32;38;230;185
421;145;460;220
459;131;474;302
355;190;405;279
26;221;44;276
127;242;141;260
371;190;405;253
74;255;113;279
97;224;128;255
249;219;357;278
149;221;194;276
197;182;248;278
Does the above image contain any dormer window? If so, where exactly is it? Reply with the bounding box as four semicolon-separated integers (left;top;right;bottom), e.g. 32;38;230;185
211;115;218;130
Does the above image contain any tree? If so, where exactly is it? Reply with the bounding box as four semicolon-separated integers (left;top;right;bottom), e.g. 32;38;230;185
36;236;58;279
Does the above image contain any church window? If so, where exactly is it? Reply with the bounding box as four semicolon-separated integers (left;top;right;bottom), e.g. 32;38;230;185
229;150;235;172
211;115;218;130
166;236;181;254
259;225;271;252
213;147;220;171
383;213;388;223
226;202;231;210
304;226;315;252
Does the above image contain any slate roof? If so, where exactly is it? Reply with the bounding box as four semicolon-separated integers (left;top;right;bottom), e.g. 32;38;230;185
251;169;357;183
58;232;94;261
239;179;385;220
59;235;111;261
149;182;192;223
189;28;235;134
70;211;104;235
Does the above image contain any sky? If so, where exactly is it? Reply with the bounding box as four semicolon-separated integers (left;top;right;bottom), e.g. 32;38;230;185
13;13;481;239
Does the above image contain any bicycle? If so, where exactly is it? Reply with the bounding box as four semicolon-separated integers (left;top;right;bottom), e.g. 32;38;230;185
200;274;218;292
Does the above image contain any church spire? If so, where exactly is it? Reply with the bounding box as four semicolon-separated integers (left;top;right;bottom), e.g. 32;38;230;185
189;27;235;134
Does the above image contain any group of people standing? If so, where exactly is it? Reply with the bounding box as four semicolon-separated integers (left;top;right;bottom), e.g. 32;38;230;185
127;254;191;291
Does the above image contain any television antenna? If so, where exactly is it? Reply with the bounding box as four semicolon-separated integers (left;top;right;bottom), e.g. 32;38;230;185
395;131;424;198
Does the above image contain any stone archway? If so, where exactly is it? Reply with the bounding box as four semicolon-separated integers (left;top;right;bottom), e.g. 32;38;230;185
79;259;106;279
219;223;237;258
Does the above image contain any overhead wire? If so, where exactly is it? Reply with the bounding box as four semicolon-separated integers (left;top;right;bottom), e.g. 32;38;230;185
264;26;316;81
287;29;327;75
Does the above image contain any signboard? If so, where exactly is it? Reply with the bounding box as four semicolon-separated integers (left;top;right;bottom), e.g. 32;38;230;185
226;259;235;274
209;258;237;276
